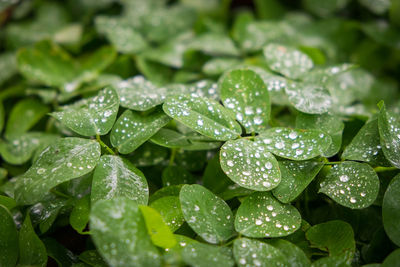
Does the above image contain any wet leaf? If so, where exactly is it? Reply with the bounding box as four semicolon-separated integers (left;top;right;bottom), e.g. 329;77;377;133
91;155;148;204
266;239;311;267
180;184;234;244
378;103;400;168
272;160;324;203
110;109;171;154
0;205;18;267
203;57;242;76
14;137;101;205
150;128;190;148
255;127;332;160
296;113;344;157
319;161;379;209
163;94;242;141
219;68;271;133
342;119;390;166
220;139;281;191
263;43;313;79
188;33;240;56
150;196;185;232
382;174;400;246
285;82;332;114
70;195;90;234
90;198;161;267
115;76;172;111
233;238;288;267
52;87;119;136
235;192;301;238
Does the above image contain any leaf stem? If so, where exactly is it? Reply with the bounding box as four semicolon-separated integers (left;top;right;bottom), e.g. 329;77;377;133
374;166;398;172
96;135;115;155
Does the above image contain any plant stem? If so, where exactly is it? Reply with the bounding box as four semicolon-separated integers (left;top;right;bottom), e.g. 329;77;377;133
96;135;115;155
374;166;398;172
169;148;177;166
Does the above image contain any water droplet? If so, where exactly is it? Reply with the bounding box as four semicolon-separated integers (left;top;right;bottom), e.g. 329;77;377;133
255;219;262;225
340;175;349;182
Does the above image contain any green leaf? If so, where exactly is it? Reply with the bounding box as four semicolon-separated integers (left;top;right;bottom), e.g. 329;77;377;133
383;249;400;267
266;239;311;267
150;196;185;232
306;220;355;262
90;198;161;267
378;103;400;168
139;205;177;249
285;82;332;114
342;119;390;166
91;155;149;204
0;196;17;210
188;33;240;56
115;76;172;111
233;238;288;267
219;68;271;133
162;165;196;186
0;52;17;85
52;87;119;137
149;185;183;203
263;44;313;79
18;214;48;267
70;195;90;234
180;239;235;267
272;160;324;203
95;16;147;54
130;142;168;167
0;132;58;165
203;57;242;76
319;161;380;209
179;184;234;244
255;127;332;160
163;94;242;141
382;174;400;246
296;113;344;157
110;109;171;154
42;238;77;267
235;192;302;238
15;137;101;205
79;250;108;267
17;41;79;90
150;128;191;148
5;98;49;137
220;139;281;191
0;205;18;267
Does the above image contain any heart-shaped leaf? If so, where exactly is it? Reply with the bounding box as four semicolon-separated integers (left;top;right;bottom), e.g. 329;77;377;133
285;82;332;114
91;155;149;204
263;43;313;79
15;137;101;205
0;205;18;267
255;127;332;160
52;87;119;136
378;103;400;168
272;160;324;203
342;119;390;166
233;238;288;267
90;198;161;267
319;161;379;209
140;205;177;249
110;109;171;154
383;174;400;246
180;184;234;244
296;113;344;157
235;192;301;238
220;139;281;191
115;76;171;111
150;196;185;232
306;220;355;263
163;94;242;141
219;68;270;133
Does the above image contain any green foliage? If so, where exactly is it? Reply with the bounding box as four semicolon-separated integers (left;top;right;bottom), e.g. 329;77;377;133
1;0;399;265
